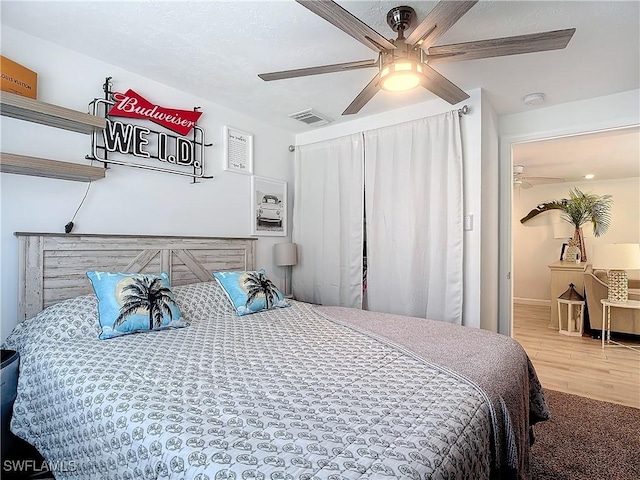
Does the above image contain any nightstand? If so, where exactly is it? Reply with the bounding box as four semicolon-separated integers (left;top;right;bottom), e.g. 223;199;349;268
1;349;19;454
1;350;51;479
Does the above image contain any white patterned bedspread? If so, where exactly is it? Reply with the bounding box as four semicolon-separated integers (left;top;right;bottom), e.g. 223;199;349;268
4;281;500;480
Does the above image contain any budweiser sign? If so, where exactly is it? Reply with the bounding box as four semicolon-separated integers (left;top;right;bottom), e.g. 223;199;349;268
108;89;202;136
88;79;211;181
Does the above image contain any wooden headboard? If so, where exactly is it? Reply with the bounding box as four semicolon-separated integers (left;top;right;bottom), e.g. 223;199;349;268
15;233;256;322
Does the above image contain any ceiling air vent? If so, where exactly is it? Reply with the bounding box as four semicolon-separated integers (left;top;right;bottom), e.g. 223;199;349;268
288;108;332;127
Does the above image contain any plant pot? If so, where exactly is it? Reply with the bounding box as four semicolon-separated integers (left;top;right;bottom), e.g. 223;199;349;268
573;227;587;262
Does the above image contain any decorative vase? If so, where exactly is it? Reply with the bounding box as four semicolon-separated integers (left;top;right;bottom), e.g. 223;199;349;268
572;227;587;262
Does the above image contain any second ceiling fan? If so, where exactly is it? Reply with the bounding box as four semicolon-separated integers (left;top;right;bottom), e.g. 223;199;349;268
513;165;565;189
259;0;576;115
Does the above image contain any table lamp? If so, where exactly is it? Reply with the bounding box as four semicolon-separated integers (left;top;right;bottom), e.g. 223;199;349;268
274;243;297;298
592;243;640;303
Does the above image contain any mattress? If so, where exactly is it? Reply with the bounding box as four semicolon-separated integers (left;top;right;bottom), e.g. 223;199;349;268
3;281;548;480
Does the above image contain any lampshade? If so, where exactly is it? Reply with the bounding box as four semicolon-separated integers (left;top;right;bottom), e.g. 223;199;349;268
274;243;297;266
592;244;640;270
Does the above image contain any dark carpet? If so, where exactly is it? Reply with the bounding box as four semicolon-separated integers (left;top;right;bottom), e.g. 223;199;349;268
531;389;640;480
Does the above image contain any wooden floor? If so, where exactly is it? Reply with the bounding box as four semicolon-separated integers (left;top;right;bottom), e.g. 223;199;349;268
513;304;640;409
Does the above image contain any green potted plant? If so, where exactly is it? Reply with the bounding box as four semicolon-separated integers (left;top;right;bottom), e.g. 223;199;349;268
520;187;613;262
555;188;613;262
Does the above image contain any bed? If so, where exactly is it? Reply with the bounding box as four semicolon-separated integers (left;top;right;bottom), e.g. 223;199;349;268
4;233;549;480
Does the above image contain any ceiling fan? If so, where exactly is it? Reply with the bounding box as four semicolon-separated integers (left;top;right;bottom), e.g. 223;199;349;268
513;164;565;189
259;0;575;115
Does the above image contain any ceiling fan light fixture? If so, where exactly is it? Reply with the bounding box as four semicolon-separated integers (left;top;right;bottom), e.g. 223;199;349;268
260;1;576;115
380;61;423;92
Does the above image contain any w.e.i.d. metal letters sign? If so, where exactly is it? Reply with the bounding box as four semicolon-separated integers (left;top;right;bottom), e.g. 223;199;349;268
88;78;212;181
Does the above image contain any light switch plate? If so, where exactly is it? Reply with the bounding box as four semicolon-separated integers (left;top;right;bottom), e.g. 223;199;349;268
464;214;473;231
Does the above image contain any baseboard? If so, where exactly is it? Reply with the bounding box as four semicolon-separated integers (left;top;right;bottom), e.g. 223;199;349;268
514;297;551;307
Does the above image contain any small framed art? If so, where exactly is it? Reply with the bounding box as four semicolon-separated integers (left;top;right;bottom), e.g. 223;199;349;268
560;242;569;261
251;176;287;236
223;126;253;174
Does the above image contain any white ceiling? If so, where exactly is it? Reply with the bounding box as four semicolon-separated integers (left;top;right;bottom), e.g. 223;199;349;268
1;0;639;135
512;125;640;186
2;1;639;182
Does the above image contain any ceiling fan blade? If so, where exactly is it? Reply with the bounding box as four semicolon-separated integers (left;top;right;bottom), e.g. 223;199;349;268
424;29;576;63
525;176;566;183
420;64;469;105
521;181;534;189
343;74;381;115
259;59;377;81
405;0;478;49
296;0;396;52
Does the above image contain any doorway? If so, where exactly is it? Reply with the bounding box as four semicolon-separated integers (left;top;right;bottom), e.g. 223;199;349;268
502;125;640;407
511;126;640;316
498;114;640;338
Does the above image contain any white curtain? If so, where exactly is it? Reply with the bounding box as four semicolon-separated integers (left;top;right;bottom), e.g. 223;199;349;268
292;134;364;307
364;111;464;324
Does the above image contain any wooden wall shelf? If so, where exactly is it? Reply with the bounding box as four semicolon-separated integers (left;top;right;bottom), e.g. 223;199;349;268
0;152;105;182
0;92;106;182
0;91;105;134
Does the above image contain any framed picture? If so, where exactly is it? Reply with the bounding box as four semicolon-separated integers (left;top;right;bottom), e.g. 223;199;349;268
560;242;569;261
251;176;287;236
223;126;253;174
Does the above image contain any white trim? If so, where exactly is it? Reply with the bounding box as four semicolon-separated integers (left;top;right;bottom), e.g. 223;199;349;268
513;297;551;307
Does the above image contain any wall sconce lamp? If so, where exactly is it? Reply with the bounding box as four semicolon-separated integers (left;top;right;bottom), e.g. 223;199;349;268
274;243;297;298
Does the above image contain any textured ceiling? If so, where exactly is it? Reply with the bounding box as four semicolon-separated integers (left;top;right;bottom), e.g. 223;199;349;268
1;0;639;135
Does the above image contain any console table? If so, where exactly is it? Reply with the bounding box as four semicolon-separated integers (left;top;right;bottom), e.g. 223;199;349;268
548;261;587;329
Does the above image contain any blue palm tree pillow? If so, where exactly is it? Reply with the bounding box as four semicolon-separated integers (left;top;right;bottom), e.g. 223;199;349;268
86;271;188;339
213;269;290;316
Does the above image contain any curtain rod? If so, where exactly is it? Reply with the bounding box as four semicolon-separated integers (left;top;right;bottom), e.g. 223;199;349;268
289;104;470;151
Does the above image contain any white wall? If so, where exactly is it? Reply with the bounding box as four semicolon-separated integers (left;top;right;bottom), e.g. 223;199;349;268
0;27;295;341
498;89;640;333
513;178;640;303
295;88;496;330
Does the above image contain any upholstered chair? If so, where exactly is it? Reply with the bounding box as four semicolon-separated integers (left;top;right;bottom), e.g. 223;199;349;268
583;265;640;334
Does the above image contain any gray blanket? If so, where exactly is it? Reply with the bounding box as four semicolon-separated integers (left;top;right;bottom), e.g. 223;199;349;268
313;306;550;480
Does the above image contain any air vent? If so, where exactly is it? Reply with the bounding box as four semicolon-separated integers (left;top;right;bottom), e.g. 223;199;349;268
288;108;332;127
